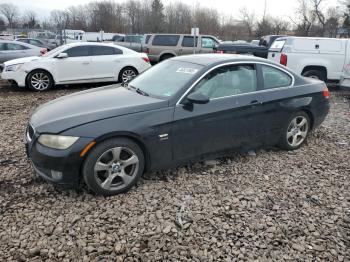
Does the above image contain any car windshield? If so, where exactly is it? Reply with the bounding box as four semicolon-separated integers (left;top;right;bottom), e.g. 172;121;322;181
129;60;203;98
42;45;66;57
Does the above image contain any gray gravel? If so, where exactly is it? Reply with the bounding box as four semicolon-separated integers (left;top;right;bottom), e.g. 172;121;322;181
0;83;349;261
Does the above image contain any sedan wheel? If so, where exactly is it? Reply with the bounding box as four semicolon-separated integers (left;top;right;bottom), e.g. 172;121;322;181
83;138;144;196
120;68;138;84
27;70;54;91
279;112;310;150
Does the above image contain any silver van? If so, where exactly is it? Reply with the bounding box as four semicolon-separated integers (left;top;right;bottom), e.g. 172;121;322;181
145;34;220;62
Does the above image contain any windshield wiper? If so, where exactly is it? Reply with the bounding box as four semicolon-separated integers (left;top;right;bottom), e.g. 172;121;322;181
128;84;149;96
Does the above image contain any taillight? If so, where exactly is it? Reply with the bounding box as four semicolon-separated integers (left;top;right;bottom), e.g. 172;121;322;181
40;48;47;55
142;57;150;63
323;87;330;99
216;50;224;54
280;53;287;66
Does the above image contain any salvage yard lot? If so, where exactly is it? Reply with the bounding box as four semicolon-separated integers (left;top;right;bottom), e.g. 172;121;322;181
0;82;349;261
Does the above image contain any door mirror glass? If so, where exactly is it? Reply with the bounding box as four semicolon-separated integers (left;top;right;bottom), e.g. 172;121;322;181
186;92;209;104
56;52;68;59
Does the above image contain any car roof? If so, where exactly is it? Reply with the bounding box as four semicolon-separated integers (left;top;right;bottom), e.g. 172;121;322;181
172;54;273;66
62;42;136;53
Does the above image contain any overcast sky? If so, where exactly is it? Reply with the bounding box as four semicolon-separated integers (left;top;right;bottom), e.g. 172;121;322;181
4;0;341;20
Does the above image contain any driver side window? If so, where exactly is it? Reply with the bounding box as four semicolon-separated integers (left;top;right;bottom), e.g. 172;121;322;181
192;64;257;99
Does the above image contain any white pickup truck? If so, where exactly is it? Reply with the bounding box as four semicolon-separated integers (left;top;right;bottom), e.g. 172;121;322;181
268;37;350;87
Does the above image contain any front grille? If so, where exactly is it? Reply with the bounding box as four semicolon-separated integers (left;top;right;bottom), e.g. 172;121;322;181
26;124;35;142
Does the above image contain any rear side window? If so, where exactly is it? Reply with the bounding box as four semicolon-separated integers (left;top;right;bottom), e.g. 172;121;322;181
182;36;198;47
152;35;180;46
261;65;292;89
91;46;122;56
65;46;90;57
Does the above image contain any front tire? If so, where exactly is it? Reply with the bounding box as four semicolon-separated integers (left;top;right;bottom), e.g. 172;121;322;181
278;112;310;150
82;138;145;196
26;70;54;91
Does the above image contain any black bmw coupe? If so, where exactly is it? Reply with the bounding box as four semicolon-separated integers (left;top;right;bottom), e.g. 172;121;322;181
25;54;330;195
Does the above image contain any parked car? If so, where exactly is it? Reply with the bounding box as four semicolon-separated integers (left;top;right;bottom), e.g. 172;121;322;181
24;54;330;195
268;36;349;82
0;40;45;65
251;40;259;45
216;35;285;58
145;34;220;62
16;38;57;51
113;35;145;52
1;42;151;91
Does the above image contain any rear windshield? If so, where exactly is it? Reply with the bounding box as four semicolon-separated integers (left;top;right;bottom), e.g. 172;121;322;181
152;35;180;46
269;40;286;52
129;60;203;98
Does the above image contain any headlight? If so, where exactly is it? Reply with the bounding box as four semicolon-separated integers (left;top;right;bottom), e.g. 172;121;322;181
5;63;24;72
38;134;79;150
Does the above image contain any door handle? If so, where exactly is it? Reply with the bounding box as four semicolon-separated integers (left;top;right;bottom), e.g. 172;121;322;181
82;61;90;65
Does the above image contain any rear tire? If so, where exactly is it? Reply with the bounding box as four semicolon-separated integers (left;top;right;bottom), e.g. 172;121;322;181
82;138;145;196
119;67;138;85
26;70;54;91
278;111;310;150
302;70;326;82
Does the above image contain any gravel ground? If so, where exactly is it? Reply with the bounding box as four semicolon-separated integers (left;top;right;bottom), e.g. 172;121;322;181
0;83;349;261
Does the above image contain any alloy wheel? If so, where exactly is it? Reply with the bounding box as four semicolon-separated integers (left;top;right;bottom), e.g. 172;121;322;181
93;146;139;191
286;116;309;147
121;69;137;84
30;72;50;90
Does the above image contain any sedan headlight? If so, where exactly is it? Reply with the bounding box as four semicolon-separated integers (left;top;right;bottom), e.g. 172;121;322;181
38;134;79;150
5;63;24;72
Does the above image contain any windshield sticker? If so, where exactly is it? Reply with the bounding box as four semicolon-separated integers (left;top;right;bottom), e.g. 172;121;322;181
176;67;198;75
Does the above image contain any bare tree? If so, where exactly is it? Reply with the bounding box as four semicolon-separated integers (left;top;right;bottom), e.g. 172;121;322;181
22;10;38;28
239;7;255;37
50;10;70;30
0;3;19;28
311;0;326;35
290;0;316;36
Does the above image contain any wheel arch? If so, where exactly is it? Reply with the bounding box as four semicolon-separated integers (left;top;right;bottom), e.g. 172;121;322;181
118;66;139;82
83;131;151;173
301;65;327;79
300;108;315;130
26;68;55;84
159;52;176;61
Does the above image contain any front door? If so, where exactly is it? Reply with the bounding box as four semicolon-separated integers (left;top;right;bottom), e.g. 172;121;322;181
55;45;92;83
172;64;261;161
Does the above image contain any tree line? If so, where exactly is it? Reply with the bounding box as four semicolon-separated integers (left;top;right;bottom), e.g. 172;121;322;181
0;0;349;40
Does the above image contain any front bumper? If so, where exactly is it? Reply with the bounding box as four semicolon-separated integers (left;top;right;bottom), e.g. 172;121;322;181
1;69;26;87
25;130;94;186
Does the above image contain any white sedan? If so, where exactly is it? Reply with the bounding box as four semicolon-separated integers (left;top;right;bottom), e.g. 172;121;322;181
1;42;151;91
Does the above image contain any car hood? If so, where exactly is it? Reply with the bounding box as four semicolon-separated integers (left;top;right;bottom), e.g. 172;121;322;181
4;56;41;65
30;85;168;134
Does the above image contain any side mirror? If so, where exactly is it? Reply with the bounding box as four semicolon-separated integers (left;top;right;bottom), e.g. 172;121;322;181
56;52;68;59
185;92;209;105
